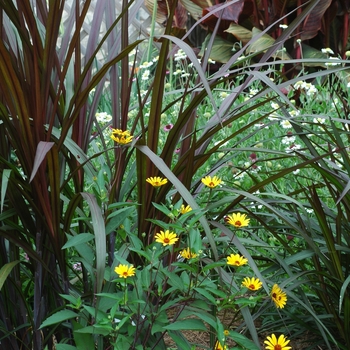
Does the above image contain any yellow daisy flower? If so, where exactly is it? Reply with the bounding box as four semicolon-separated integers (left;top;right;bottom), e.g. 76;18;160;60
226;213;250;228
226;253;248;266
146;176;168;187
201;175;222;188
155;230;179;246
242;277;262;291
180;204;192;214
180;247;197;259
223;329;230;336
111;129;133;144
271;284;287;308
264;334;292;350
214;341;227;350
114;264;136;278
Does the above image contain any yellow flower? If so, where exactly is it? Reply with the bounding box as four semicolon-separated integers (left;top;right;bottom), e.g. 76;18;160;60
242;277;262;291
114;264;136;278
180;247;197;259
271;284;287;308
146;176;168;187
226;213;250;228
264;334;292;350
226;253;248;266
180;204;192;214
155;230;179;246
111;129;133;144
201;175;222;188
223;329;230;336
214;341;227;350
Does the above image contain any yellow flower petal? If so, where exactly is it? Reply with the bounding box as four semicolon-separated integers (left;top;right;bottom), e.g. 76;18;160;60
146;177;168;187
154;230;178;246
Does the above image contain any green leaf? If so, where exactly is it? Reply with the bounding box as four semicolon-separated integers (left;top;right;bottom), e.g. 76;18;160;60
62;233;95;249
106;206;135;234
164;319;207;331
167;330;192;350
40;310;79;329
1;169;11;213
56;345;77;350
81;193;106;295
230;331;260;350
339;274;350;314
0;260;20;290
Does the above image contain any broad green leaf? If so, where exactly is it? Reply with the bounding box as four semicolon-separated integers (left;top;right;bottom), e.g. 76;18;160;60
40;310;79;329
199;34;234;63
167;330;192;350
225;23;252;44
0;260;20;290
230;331;260;350
106;206;135;234
62;233;95;249
164;319;207;331
56;345;77;350
81;193;106;295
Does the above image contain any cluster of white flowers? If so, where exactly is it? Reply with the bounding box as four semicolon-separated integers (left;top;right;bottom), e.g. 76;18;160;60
139;61;153;69
174;49;187;61
294;80;318;96
95;112;112;123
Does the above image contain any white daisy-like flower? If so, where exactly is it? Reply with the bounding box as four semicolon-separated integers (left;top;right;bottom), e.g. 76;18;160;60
289;110;300;117
280;120;293;129
174;49;187;61
321;48;334;54
281;135;296;144
95;112;112;123
325;57;341;66
140;61;153;69
142;70;150;80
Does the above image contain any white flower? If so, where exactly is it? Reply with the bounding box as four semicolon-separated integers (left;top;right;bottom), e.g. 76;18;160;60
173;69;184;76
140;61;153;69
142;70;150;80
313;117;326;124
280;120;292;129
249;89;258;96
271;102;279;109
208;58;216;64
181;73;190;78
293;169;300;175
174;49;187;61
281;135;296;144
279;24;288;29
95;112;112;123
321;48;334;54
289;110;300;117
325;57;341;66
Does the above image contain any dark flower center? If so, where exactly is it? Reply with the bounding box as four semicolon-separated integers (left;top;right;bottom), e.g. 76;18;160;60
235;221;242;226
164;238;170;243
